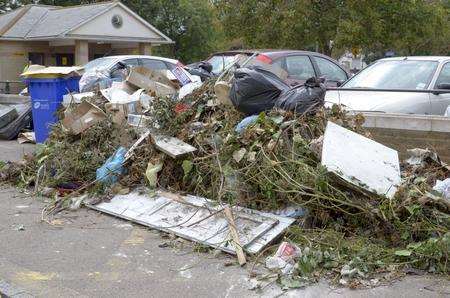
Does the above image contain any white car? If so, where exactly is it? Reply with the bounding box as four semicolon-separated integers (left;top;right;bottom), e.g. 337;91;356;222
83;55;201;83
325;56;450;115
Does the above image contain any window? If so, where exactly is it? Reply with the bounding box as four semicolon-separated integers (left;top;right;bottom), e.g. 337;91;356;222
435;63;450;88
141;59;169;70
207;55;237;74
285;55;315;80
28;53;44;65
314;56;347;82
207;55;225;74
122;58;139;67
344;60;438;90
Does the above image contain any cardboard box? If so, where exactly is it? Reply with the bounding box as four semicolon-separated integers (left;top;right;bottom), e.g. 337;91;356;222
126;66;178;96
105;101;142;125
62;101;106;135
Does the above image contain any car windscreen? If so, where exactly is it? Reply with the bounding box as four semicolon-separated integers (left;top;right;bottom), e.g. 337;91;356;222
83;57;116;72
343;60;438;90
207;55;238;74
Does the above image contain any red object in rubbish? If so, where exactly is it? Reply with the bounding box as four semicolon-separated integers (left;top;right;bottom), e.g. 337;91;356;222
174;103;190;114
276;242;301;261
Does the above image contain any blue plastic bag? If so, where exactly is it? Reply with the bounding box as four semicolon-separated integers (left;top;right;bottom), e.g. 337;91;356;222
96;147;126;185
235;115;258;134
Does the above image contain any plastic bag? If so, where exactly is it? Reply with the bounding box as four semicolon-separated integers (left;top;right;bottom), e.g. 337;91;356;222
265;242;302;275
96;147;126;185
188;62;213;82
235;115;258;133
79;69;112;92
433;178;450;199
274;77;326;114
229;66;289;115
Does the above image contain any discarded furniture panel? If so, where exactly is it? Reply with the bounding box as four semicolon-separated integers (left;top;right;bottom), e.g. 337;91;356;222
152;135;197;158
86;191;295;255
321;121;401;199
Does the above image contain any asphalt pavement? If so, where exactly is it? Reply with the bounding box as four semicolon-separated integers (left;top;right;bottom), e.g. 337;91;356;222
0;140;449;297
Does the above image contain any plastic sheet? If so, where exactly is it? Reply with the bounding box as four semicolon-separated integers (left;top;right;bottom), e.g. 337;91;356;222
96;147;126;185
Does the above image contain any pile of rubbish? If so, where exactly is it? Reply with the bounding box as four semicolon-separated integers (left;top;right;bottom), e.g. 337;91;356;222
1;62;448;289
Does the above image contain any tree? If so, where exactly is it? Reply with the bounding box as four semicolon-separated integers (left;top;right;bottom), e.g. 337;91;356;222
336;0;450;57
215;0;449;57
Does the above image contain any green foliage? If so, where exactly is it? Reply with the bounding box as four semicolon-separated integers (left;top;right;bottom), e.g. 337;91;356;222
216;0;450;57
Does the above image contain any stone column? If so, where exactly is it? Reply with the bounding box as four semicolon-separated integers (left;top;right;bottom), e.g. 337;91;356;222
75;40;89;65
138;43;152;55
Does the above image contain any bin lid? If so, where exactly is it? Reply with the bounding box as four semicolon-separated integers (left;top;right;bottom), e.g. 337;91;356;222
21;66;83;79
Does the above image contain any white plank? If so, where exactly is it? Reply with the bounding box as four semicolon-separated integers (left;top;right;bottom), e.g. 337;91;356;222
321;121;401;199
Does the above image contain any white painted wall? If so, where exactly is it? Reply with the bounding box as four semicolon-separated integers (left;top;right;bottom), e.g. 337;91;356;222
69;6;161;40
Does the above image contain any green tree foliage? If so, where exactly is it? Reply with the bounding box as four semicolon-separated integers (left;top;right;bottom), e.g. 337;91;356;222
337;0;450;57
216;0;449;57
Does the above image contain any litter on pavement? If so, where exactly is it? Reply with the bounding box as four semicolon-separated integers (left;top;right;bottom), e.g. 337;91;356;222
2;60;449;288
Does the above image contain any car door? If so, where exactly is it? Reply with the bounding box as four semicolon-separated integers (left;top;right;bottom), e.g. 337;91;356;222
282;55;316;86
312;56;348;87
430;62;450;115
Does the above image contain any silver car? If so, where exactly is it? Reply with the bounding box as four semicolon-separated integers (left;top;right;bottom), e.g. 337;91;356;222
325;56;450;115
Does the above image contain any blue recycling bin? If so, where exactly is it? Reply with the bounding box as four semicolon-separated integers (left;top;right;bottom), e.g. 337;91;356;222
25;76;80;143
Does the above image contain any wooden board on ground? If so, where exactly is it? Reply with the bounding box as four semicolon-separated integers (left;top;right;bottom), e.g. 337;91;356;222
152;135;197;158
86;191;295;255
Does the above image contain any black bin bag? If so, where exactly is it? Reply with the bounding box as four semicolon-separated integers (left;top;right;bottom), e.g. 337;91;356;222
229;66;289;115
274;77;326;114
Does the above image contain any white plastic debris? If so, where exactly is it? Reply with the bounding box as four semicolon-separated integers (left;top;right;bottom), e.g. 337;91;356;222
178;81;203;100
62;91;95;107
406;148;440;166
79;69;111;92
433;178;450;199
273;205;308;218
265;242;302;275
